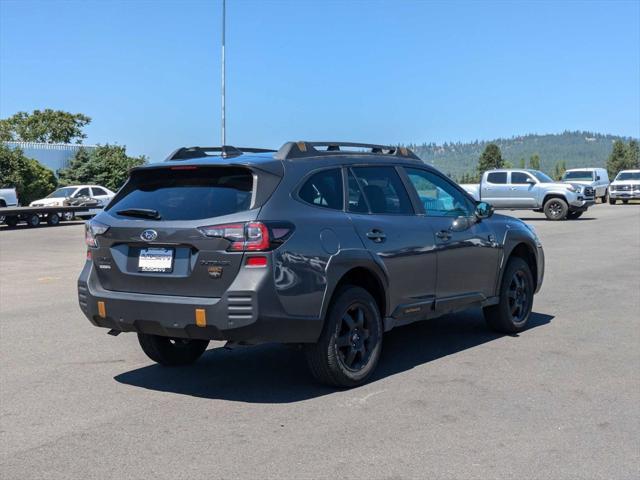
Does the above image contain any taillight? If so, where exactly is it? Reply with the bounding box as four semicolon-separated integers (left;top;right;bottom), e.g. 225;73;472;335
198;221;293;251
85;221;109;248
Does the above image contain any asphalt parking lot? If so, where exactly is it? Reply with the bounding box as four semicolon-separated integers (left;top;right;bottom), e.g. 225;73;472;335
1;204;639;480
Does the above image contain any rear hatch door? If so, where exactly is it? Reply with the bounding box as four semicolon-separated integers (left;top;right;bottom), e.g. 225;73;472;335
93;165;268;298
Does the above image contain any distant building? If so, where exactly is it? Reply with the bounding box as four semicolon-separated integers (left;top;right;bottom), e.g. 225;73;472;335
4;141;97;174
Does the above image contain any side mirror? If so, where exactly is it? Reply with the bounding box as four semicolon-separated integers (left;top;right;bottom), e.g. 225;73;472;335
475;201;494;220
596;175;601;181
526;178;536;184
450;216;471;232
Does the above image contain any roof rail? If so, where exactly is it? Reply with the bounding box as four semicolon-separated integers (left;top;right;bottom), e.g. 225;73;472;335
166;146;276;161
275;141;420;161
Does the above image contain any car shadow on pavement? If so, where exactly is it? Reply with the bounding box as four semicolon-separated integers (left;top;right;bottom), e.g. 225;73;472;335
114;310;553;403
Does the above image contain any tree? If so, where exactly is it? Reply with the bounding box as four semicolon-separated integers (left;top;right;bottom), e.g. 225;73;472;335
625;139;639;169
0;143;58;204
607;140;629;178
477;143;504;174
553;160;567;180
0;109;91;144
58;144;146;191
529;154;541;170
519;158;526;168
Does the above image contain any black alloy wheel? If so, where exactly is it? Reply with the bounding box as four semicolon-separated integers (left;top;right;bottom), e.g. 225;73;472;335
335;302;378;372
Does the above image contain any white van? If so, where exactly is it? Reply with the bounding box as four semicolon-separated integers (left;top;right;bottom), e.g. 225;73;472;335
561;168;609;202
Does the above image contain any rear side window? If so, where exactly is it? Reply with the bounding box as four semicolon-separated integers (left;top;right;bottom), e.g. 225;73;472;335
92;187;109;196
351;166;413;214
107;167;253;221
76;187;91;197
486;172;507;184
298;169;343;210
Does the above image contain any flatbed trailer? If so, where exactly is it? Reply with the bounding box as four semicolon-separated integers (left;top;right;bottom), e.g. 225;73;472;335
0;205;103;228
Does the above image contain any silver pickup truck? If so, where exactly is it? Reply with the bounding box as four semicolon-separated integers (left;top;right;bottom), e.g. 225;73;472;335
461;169;595;220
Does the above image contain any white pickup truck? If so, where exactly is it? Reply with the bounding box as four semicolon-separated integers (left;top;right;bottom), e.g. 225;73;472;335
461;169;595;220
0;187;19;208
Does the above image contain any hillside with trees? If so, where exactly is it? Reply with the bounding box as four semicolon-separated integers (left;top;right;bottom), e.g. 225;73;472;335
408;131;638;181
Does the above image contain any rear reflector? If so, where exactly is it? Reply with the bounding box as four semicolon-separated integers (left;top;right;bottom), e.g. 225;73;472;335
195;308;207;327
98;301;106;318
245;256;267;268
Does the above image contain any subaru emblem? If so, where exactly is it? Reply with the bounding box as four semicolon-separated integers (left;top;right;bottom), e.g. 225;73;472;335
140;229;158;241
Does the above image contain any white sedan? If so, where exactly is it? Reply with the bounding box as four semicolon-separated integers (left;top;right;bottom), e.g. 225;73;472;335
30;185;115;219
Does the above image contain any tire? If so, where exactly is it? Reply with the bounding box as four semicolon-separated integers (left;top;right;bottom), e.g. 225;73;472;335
137;333;209;366
47;213;60;226
566;211;583;220
602;190;609;204
304;286;383;388
484;257;534;334
62;212;75;221
543;197;568;220
5;216;18;227
26;213;40;227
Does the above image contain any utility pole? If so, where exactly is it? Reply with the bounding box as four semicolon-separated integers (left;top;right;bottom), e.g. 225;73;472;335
221;0;226;148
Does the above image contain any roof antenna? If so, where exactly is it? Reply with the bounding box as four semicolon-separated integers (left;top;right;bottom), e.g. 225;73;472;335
221;0;227;153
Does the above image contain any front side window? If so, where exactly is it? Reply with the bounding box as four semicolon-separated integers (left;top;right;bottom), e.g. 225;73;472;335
486;172;507;184
405;168;473;217
351;166;413;214
298;169;343;210
511;172;534;184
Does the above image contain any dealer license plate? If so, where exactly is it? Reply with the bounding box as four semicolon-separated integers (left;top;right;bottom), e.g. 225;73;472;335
138;247;174;273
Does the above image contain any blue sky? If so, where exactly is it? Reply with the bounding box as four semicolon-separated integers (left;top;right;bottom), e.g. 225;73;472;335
1;0;639;162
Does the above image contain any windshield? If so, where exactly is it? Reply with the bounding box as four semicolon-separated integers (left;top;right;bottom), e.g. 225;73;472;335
563;171;594;181
530;170;554;183
46;187;77;198
615;171;640;181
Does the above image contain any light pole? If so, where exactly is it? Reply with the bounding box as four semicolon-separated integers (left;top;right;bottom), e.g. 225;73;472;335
221;0;226;148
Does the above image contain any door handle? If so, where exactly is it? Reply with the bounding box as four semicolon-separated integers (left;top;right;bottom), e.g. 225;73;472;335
436;230;452;241
366;229;386;243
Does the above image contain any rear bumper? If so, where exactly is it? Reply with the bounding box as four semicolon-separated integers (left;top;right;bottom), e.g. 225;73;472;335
77;261;322;344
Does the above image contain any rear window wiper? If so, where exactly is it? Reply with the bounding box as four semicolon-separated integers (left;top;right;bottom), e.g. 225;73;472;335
116;208;162;220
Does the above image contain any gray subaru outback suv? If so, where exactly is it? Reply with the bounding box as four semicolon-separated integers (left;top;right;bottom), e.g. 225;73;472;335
78;141;544;387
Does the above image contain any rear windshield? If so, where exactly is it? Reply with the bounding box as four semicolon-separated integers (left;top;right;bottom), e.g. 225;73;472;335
563;171;594;181
107;166;253;221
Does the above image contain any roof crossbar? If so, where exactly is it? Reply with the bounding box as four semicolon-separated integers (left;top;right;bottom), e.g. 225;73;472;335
166;146;276;161
275;141;420;161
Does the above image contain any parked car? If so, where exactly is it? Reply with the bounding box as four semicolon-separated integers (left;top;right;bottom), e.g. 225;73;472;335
30;185;115;219
608;169;640;204
561;168;609;203
461;169;595;220
78;142;544;387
